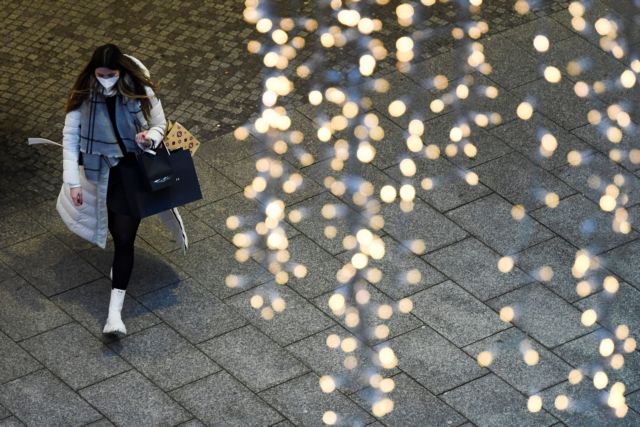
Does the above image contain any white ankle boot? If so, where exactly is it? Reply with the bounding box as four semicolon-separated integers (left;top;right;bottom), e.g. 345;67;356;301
103;288;127;336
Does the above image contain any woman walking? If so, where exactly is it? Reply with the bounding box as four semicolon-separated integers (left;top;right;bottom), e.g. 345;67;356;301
59;44;188;336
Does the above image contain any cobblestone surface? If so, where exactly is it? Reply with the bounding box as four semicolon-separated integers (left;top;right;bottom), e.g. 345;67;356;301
2;0;640;426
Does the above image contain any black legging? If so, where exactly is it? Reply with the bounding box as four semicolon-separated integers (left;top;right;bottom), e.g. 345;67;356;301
108;207;141;290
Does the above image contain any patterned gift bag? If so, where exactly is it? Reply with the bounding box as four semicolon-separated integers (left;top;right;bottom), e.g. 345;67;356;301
163;121;200;156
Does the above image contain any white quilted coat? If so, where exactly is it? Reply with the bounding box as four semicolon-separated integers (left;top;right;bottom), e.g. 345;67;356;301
56;55;188;253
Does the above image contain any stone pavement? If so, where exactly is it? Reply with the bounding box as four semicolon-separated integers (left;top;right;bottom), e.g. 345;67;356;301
3;0;640;426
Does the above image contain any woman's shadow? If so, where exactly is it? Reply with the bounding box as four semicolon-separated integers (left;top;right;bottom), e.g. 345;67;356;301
51;237;184;345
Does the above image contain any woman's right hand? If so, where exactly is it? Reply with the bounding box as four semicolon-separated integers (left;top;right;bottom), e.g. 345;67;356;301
70;187;83;206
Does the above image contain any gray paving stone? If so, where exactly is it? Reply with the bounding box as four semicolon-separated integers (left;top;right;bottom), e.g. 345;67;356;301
516;237;585;302
0;418;24;427
338;235;446;300
369;71;448;128
259;165;325;208
442;374;556;427
553;328;640;391
302;157;397;209
474;151;575;210
190;191;259;241
0;208;46;249
0;403;8;420
353;373;466;426
199;324;308;392
575;282;640;335
602;240;640;290
286;325;397;394
167;234;271;299
464;328;571;394
20;323;129;390
368;115;411;170
447;193;554;254
0;331;41;384
540;380;640;426
0;235;102;297
602;0;640;31
197;131;267;170
480;34;540;89
379;326;486;395
217;154;262;189
427;237;533;301
138;278;246;344
512;77;604;130
137;210;216;254
551;0;616;34
410;281;509;347
51;278;160;339
295;99;345;128
531;194;638;254
501;16;574;56
384;155;492;212
259;372;373;426
286;192;363;255
170;370;283;427
490;112;593;171
487;283;595;347
629;204;640;232
0;370;101;426
572;123;640;172
459;73;520;129
0;276;71;341
412;46;474;83
592;83;640;126
314;284;423;344
227;280;334;346
176;420;205;427
545;35;627;84
117;323;220;391
422;112;512;169
28;200;95;252
627;389;640;414
78;238;188;297
282;234;344;299
281;110;336;166
190;191;299;242
80;370;191;427
84;419;115;427
0;261;15;285
188;155;241;210
555;152;640;207
379;197;467;253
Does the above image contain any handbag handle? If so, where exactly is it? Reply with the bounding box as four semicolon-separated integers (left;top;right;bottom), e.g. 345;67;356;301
137;140;172;156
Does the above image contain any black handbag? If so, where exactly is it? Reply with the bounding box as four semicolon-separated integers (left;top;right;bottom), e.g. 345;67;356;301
135;142;176;191
121;147;203;218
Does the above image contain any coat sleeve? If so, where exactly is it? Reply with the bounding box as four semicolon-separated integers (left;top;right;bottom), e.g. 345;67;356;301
144;85;167;149
62;109;82;188
125;54;167;149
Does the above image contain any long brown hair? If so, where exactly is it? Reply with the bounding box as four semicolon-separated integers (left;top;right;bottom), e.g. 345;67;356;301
65;43;158;119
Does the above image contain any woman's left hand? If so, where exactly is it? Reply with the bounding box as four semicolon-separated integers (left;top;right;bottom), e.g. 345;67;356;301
135;131;152;148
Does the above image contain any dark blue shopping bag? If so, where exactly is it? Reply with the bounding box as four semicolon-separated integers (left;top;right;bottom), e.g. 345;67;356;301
120;147;202;218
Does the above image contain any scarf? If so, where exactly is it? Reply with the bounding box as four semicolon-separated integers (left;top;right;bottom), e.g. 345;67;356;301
79;83;142;182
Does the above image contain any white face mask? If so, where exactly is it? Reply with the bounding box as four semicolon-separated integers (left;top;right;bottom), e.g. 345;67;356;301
96;75;119;90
